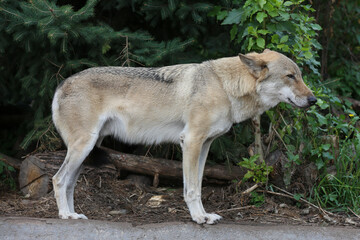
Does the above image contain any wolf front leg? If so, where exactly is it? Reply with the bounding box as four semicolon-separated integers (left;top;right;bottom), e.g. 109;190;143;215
181;133;222;224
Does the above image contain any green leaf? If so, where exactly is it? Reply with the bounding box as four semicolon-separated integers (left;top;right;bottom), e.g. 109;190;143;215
256;37;265;48
303;51;313;59
168;0;176;11
247;26;256;36
267;10;279;17
216;11;228;21
248;37;255;51
320;102;329;110
330;96;341;105
277;44;289;52
293;193;303;201
222;9;242;25
208;6;221;17
263;2;274;12
230;25;238;41
321;144;331;151
102;42;111;54
284;1;293;7
280;35;289;43
271;34;280;44
316;98;329;109
258;0;267;9
256;12;267;23
322;151;334;160
279;11;290;21
314;112;328;125
315;159;325;170
310;23;322;31
258;29;270;35
244;171;254;180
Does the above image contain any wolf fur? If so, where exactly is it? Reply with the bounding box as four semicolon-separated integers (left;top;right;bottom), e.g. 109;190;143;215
52;49;316;224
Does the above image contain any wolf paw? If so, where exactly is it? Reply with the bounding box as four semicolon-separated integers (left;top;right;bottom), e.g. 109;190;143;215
192;213;222;225
59;212;88;220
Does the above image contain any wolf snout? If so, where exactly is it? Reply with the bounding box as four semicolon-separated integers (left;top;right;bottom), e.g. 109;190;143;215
307;95;317;106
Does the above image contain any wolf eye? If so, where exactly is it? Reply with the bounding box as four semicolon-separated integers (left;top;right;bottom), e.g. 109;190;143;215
287;74;295;79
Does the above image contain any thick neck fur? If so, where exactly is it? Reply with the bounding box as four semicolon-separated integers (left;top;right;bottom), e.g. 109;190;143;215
210;57;256;98
210;57;268;123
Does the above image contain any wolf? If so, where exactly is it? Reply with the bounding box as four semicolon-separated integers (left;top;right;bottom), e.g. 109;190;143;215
51;49;316;224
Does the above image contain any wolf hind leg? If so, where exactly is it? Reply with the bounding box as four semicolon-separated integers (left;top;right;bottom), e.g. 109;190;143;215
66;164;84;214
52;135;96;219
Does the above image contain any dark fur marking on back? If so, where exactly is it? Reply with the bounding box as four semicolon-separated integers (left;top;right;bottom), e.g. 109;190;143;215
86;67;174;83
57;67;173;90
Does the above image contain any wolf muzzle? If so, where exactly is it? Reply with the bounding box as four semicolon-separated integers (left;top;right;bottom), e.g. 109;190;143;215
307;95;317;106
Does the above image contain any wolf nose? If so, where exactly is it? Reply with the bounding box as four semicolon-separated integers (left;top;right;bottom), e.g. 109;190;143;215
307;96;317;106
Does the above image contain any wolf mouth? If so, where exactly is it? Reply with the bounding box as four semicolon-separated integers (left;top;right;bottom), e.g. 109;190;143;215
288;97;307;108
287;97;297;106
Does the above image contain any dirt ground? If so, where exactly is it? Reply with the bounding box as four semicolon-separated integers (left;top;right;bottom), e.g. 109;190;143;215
1;163;359;228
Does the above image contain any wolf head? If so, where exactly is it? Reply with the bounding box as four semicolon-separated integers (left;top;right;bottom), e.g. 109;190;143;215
239;49;317;109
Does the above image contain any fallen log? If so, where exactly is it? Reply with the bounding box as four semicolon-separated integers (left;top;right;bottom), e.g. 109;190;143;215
19;156;50;198
18;152;67;199
102;147;246;182
18;150;118;198
18;147;247;198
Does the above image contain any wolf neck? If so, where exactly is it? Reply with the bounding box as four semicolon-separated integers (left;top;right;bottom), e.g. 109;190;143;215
211;56;269;123
211;57;256;98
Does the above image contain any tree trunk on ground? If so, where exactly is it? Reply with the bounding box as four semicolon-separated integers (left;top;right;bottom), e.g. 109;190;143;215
18;147;248;198
102;147;246;181
19;156;51;198
18;152;67;198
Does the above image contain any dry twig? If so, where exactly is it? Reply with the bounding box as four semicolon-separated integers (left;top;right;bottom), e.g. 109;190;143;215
242;183;259;194
262;185;337;217
217;205;255;213
347;207;360;219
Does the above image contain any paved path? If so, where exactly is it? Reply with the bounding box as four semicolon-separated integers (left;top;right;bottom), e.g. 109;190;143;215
1;217;359;240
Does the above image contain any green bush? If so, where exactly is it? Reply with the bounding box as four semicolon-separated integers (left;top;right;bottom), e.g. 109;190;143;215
239;154;273;184
1;0;359;214
211;0;360;213
209;0;322;72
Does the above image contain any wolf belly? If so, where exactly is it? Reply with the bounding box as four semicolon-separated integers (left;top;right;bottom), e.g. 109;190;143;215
99;113;185;145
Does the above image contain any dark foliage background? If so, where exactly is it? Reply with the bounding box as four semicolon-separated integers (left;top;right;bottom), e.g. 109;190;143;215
1;0;359;213
0;1;359;207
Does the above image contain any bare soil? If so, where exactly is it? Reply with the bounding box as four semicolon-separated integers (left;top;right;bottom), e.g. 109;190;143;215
0;164;359;227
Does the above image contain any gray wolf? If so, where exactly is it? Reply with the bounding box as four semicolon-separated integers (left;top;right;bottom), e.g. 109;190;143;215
51;49;316;224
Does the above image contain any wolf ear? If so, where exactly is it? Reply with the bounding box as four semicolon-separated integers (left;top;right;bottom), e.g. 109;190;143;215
239;53;267;79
